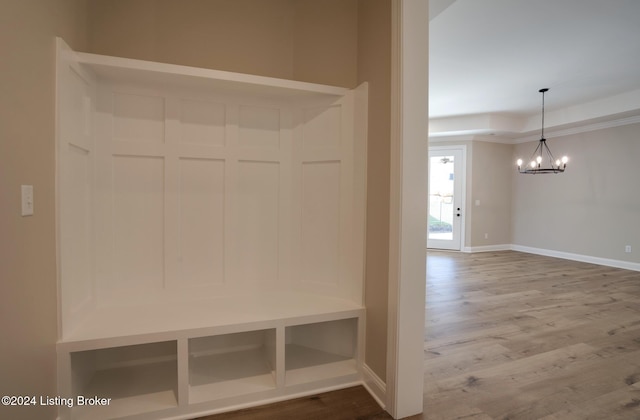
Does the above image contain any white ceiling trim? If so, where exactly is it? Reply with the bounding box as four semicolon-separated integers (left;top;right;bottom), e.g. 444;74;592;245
512;114;640;144
429;114;640;145
428;134;513;144
519;88;640;133
430;88;640;140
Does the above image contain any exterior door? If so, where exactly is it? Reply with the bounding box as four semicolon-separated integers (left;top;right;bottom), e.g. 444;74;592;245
427;146;464;250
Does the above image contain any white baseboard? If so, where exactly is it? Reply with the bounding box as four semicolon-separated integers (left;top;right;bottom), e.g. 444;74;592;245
461;244;640;272
511;244;640;272
463;244;511;253
162;382;363;420
361;363;386;410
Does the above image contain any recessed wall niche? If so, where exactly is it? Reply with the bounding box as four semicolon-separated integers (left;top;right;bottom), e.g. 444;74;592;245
55;38;367;419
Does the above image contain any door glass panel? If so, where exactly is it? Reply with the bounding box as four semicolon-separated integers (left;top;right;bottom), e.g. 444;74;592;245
428;155;454;241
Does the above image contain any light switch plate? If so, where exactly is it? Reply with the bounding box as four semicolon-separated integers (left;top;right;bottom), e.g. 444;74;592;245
21;185;34;216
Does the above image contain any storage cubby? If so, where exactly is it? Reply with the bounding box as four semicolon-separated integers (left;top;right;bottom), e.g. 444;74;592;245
189;330;277;403
56;37;367;419
69;341;178;420
285;318;359;386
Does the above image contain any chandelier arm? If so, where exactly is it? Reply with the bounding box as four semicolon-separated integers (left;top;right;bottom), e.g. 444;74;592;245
542;140;558;167
528;140;544;167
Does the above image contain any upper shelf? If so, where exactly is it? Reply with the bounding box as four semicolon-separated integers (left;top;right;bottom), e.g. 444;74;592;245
75;51;350;99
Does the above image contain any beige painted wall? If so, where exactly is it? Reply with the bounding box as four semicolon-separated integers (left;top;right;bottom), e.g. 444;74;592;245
512;124;640;263
293;0;358;87
88;0;358;88
357;0;391;382
0;1;88;419
471;141;513;247
88;0;295;80
429;139;513;249
430;123;640;261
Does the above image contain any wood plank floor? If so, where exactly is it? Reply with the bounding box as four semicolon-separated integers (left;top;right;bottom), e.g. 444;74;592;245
198;251;640;419
195;385;392;420
421;250;640;420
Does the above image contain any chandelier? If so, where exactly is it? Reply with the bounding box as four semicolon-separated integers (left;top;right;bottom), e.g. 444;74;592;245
516;88;568;174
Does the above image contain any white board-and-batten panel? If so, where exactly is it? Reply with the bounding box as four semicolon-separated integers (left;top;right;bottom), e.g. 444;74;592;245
111;155;165;293
56;41;96;338
293;98;358;302
57;43;367;420
180;98;226;147
92;90;168;303
58;42;365;335
233;104;288;290
234;161;280;287
178;158;225;287
301;161;341;285
173;97;227;289
91;84;295;304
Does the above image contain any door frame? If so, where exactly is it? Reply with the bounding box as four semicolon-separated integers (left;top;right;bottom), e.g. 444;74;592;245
386;0;428;418
427;145;467;251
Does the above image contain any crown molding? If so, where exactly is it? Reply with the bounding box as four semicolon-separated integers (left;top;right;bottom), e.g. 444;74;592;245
430;113;640;145
429;134;514;144
513;114;640;144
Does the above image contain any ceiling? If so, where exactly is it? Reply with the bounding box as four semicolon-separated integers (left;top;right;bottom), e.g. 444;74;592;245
429;0;640;139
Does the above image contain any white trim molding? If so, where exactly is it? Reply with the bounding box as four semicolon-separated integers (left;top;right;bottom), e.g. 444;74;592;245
428;145;467;251
387;0;428;418
362;364;387;410
463;244;640;271
430;111;640;143
514;114;640;144
463;244;512;253
511;245;640;272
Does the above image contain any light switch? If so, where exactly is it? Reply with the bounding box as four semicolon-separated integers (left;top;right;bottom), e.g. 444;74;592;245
21;185;34;216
